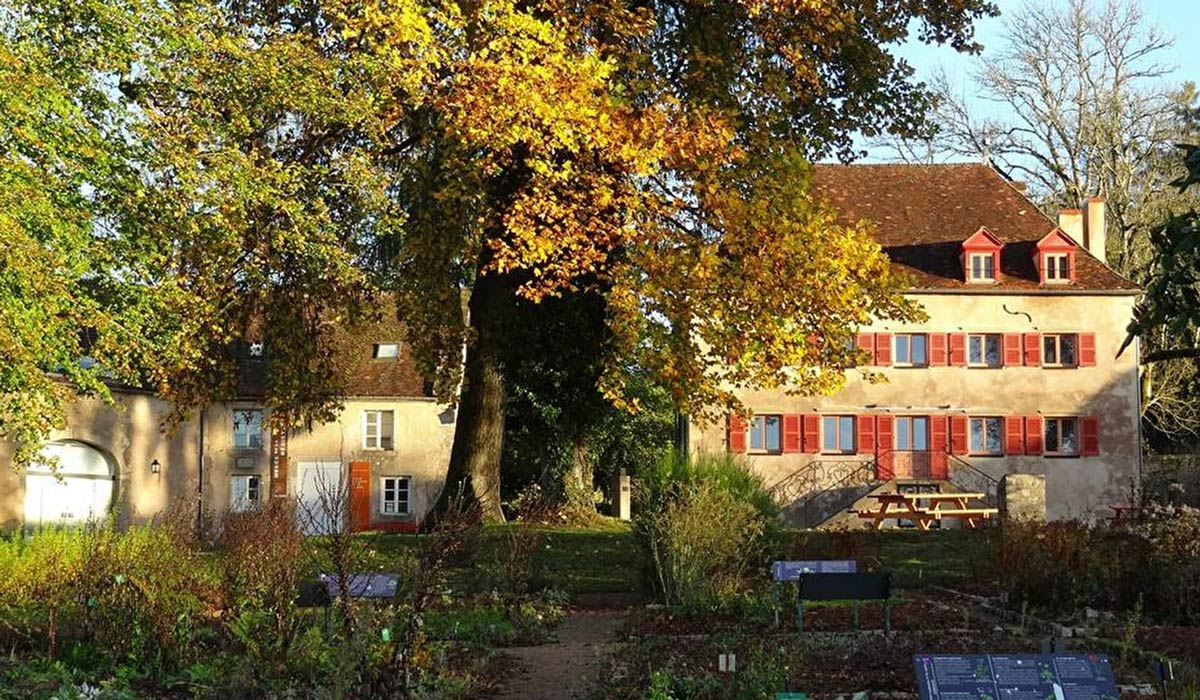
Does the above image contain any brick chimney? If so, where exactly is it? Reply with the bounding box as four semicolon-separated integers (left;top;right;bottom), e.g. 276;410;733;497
1084;196;1107;264
1057;208;1083;243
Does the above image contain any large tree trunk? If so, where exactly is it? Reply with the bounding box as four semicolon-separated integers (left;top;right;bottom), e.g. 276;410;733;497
563;435;595;511
433;274;507;523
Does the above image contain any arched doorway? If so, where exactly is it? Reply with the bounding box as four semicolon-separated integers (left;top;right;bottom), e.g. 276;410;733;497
24;440;117;528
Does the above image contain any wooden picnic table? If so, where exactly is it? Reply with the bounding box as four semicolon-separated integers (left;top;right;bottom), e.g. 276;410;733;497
1108;504;1144;524
856;492;997;531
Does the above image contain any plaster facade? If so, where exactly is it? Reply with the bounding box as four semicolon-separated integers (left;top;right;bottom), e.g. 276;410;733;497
0;390;201;530
689;292;1142;521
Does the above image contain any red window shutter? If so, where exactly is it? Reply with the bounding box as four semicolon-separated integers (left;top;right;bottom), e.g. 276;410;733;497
875;333;892;366
856;333;873;362
930;416;949;479
1079;333;1096;366
856;415;874;456
948;333;967;366
1023;333;1041;366
949;416;967;454
782;414;801;453
1003;334;1022;366
1024;416;1043;455
875;416;894;480
1081;417;1100;456
1004;417;1024;455
929;333;948;366
727;415;746;453
802;414;819;453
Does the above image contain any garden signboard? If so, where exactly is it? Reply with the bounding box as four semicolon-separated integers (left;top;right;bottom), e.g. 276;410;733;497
914;654;1119;700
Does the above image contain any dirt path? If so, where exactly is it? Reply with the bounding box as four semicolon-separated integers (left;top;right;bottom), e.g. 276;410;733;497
492;609;628;700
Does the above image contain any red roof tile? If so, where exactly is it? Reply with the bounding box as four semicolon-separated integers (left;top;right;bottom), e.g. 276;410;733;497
812;162;1139;292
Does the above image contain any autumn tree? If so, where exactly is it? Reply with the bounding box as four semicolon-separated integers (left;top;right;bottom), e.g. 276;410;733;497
368;1;995;519
3;1;996;523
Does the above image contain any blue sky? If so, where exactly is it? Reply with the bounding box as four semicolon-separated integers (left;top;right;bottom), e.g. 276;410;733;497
856;0;1200;161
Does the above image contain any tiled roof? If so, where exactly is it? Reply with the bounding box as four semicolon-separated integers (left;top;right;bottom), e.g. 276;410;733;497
239;312;431;399
812;162;1139;292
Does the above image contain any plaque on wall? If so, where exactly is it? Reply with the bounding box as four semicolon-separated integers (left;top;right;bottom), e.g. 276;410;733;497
269;419;288;498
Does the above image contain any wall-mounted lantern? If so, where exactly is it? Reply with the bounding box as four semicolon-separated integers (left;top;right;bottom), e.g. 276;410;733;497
150;458;161;475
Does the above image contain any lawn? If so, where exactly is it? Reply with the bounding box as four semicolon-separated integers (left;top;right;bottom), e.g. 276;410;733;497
343;518;643;596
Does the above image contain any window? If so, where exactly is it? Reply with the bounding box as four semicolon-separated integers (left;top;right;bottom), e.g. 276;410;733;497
895;416;930;451
233;409;263;450
969;417;1004;455
967;334;1002;367
1044;254;1070;282
968;253;995;282
230;475;261;512
1044;417;1079;455
748;415;782;453
362;410;395;450
373;343;399;359
894;334;928;367
1042;334;1078;367
380;476;411;515
821;416;857;454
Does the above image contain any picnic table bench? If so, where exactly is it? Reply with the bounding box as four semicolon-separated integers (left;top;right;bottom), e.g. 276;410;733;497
1108;504;1144;525
856;492;997;531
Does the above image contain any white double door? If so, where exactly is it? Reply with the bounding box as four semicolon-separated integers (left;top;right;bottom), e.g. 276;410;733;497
296;461;346;535
24;441;116;529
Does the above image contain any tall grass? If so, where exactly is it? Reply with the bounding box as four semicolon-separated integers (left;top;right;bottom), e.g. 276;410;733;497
635;452;778;610
638;451;779;521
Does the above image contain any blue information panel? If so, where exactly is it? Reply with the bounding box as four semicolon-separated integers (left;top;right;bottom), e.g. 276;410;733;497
914;655;1119;700
771;560;857;581
321;573;400;599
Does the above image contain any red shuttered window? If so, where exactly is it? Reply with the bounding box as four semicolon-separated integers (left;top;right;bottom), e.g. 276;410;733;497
801;414;820;453
727;415;746;453
948;333;967;366
782;414;801;453
930;415;949;479
1023;333;1041;366
856;333;873;362
1003;334;1022;366
949;416;968;454
857;415;875;456
875;333;892;366
1079;333;1097;366
1004;417;1024;455
1081;416;1100;456
1024;416;1044;455
929;333;948;366
875;415;894;480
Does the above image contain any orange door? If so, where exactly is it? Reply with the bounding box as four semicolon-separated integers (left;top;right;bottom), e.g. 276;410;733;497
349;461;372;532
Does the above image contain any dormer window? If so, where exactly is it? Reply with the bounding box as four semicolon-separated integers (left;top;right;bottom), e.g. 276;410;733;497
967;253;995;282
960;227;1003;285
1035;229;1077;285
1043;253;1070;283
373;343;399;359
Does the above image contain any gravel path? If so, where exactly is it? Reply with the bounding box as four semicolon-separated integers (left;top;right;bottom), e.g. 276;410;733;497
492;609;628;700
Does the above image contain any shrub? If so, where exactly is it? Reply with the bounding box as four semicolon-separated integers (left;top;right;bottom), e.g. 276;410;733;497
985;512;1200;624
0;521;211;674
216;499;306;670
639;452;779;522
636;453;775;610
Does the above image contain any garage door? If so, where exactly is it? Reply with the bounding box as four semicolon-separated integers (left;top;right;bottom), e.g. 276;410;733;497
297;461;345;535
24;441;116;529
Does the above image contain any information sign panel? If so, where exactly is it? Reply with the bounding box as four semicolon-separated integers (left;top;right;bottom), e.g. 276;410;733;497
914;655;1119;700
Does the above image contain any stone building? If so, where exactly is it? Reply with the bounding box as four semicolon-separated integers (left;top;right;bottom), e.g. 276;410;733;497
0;317;453;533
688;163;1142;525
